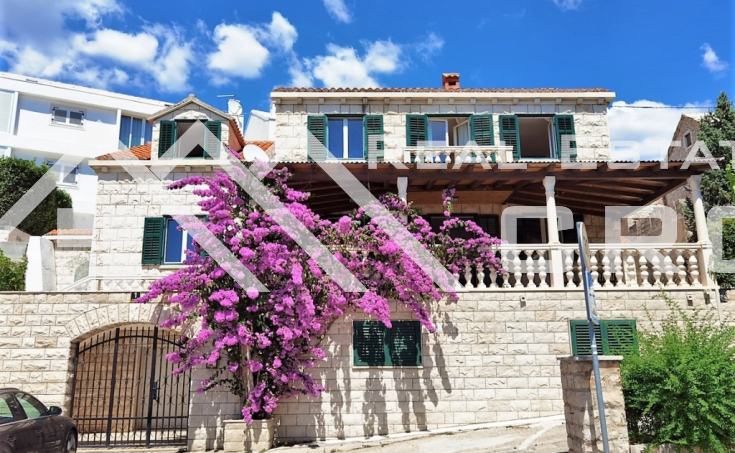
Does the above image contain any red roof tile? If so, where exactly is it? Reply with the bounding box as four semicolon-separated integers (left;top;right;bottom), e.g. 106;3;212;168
97;143;152;161
45;229;93;236
272;87;611;93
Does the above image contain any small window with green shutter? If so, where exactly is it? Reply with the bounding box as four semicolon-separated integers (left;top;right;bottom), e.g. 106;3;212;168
554;115;577;159
353;320;422;367
142;217;165;264
307;115;328;161
499;115;520;159
204;121;222;158
570;320;638;356
158;120;177;157
363;115;384;160
406;115;428;147
141;215;208;265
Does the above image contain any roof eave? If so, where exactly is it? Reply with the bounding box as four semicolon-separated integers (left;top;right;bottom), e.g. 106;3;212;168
270;91;617;103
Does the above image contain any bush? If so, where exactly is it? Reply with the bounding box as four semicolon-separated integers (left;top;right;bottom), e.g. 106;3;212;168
620;293;735;452
0;157;73;236
0;250;26;291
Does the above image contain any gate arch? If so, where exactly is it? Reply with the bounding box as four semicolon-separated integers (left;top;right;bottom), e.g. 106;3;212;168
70;324;191;447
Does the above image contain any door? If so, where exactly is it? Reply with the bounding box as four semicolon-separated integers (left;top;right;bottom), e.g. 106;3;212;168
0;393;40;453
14;393;58;453
70;326;191;447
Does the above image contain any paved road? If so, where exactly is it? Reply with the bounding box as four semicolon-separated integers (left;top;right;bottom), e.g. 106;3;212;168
273;419;568;453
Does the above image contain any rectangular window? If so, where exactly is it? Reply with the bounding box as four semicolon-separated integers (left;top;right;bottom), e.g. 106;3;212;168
51;106;84;126
684;132;692;148
158;120;220;158
0;89;14;134
164;218;197;264
119;115;153;149
327;118;364;159
570;320;638;356
44;161;78;185
429;119;449;146
142;216;204;264
425;214;500;238
353;320;422;367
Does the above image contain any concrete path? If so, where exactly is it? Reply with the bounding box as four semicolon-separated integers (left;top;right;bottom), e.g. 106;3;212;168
272;416;568;453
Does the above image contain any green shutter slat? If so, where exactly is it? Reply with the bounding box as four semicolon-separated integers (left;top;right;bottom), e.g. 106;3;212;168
554;115;576;159
158;121;177;158
353;321;386;366
363;115;384;159
307;116;328;161
142;217;165;264
499;115;520;159
204;121;221;158
570;320;602;356
405;115;428;147
387;321;422;366
602;320;638;355
470;115;494;146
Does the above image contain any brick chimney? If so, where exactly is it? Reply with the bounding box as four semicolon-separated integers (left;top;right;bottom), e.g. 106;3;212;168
442;73;460;90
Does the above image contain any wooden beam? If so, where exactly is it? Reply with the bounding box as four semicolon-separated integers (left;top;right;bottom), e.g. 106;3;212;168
425;180;436;190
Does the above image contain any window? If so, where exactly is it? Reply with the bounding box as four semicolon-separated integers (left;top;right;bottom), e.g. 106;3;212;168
684;132;692;148
44;161;78;185
141;216;205;265
0;394;17;425
307;115;384;161
499;114;576;159
560;214;586;244
15;393;47;420
119;115;153;149
425;214;500;239
328;118;364;159
157;120;221;159
570;320;638;356
429;119;449;145
353;321;422;366
52;107;84;126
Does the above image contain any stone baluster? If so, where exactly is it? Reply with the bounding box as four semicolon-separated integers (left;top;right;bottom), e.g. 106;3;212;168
613;250;623;288
563;249;575;288
602;251;612;287
651;252;662;286
676;249;688;287
538;250;548;288
688;250;701;287
639;253;651;287
663;249;675;287
489;264;498;289
513;250;522;288
464;265;473;290
525;249;535;288
590;252;600;288
625;250;638;287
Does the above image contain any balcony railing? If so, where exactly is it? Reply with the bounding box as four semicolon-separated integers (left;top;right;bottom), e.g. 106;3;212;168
61;275;158;292
403;145;515;165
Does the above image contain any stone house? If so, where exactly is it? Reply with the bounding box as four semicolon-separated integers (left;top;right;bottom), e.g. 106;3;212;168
0;76;725;451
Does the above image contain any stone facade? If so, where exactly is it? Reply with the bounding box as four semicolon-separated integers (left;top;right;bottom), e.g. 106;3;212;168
560;356;630;453
272;101;611;163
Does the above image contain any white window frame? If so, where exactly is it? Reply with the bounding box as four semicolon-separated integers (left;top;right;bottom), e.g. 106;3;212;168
44;161;78;185
163;218;190;264
51;106;85;127
328;117;363;159
428;119;449;146
453;120;470;146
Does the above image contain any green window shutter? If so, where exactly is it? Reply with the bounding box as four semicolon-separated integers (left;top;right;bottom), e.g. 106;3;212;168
142;217;165;264
470;115;494;146
406;115;428;147
158;121;177;158
386;321;422;366
601;320;638;355
499;115;520;159
363;115;384;159
554;115;577;159
307;116;328;161
203;121;221;158
570;320;602;356
476;215;500;237
353;321;386;366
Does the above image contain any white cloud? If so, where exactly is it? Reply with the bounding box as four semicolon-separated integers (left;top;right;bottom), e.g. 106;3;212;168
552;0;586;10
145;25;194;93
701;43;729;75
607;100;710;160
265;12;297;52
414;32;444;61
74;29;159;66
323;0;352;23
299;40;403;88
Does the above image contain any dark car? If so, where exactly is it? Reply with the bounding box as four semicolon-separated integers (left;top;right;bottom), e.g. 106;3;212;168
0;388;76;453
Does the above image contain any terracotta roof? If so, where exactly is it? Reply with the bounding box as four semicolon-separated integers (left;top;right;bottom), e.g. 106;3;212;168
94;141;273;161
97;143;151;161
45;229;93;236
272;87;611;93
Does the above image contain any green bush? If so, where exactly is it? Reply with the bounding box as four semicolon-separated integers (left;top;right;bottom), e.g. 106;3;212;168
0;250;26;291
620;294;735;452
0;157;73;236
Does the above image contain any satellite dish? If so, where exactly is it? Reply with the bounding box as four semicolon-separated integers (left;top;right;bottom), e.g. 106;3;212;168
227;99;243;116
241;144;269;162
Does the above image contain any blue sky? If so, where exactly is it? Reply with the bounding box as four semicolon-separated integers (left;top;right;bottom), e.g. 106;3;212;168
0;0;732;156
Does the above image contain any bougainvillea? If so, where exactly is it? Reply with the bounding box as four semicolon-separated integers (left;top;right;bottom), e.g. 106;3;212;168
138;160;503;422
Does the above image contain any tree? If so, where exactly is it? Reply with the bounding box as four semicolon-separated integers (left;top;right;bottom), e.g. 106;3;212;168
138;161;503;422
0;157;73;236
0;250;26;291
681;92;735;286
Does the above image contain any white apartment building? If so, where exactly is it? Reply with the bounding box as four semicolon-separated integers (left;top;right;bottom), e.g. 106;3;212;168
0;72;170;229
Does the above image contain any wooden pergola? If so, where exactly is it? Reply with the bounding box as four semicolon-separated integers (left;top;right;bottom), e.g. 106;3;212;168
279;160;715;217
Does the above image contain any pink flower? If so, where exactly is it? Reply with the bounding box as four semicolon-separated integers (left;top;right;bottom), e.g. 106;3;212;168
246;287;259;299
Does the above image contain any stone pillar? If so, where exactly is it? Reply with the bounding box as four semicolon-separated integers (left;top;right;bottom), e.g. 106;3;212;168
397;177;408;203
688;175;713;286
223;419;276;453
545;176;565;287
559;356;630;453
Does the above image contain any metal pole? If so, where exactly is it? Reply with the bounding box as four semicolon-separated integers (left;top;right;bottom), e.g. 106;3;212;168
588;323;610;453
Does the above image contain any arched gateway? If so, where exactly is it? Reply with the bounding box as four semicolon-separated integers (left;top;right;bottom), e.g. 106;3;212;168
69;324;191;448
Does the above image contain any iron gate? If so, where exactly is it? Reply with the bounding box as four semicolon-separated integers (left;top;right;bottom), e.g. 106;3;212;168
70;326;191;447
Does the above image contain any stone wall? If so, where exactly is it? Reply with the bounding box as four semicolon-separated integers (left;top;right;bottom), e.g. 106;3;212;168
560;356;630;453
273;102;611;162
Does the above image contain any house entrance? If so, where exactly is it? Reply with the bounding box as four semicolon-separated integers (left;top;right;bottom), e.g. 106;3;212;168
70;325;191;447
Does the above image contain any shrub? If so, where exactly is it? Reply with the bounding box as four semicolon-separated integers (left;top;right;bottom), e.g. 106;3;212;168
0;250;26;291
620;294;735;452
